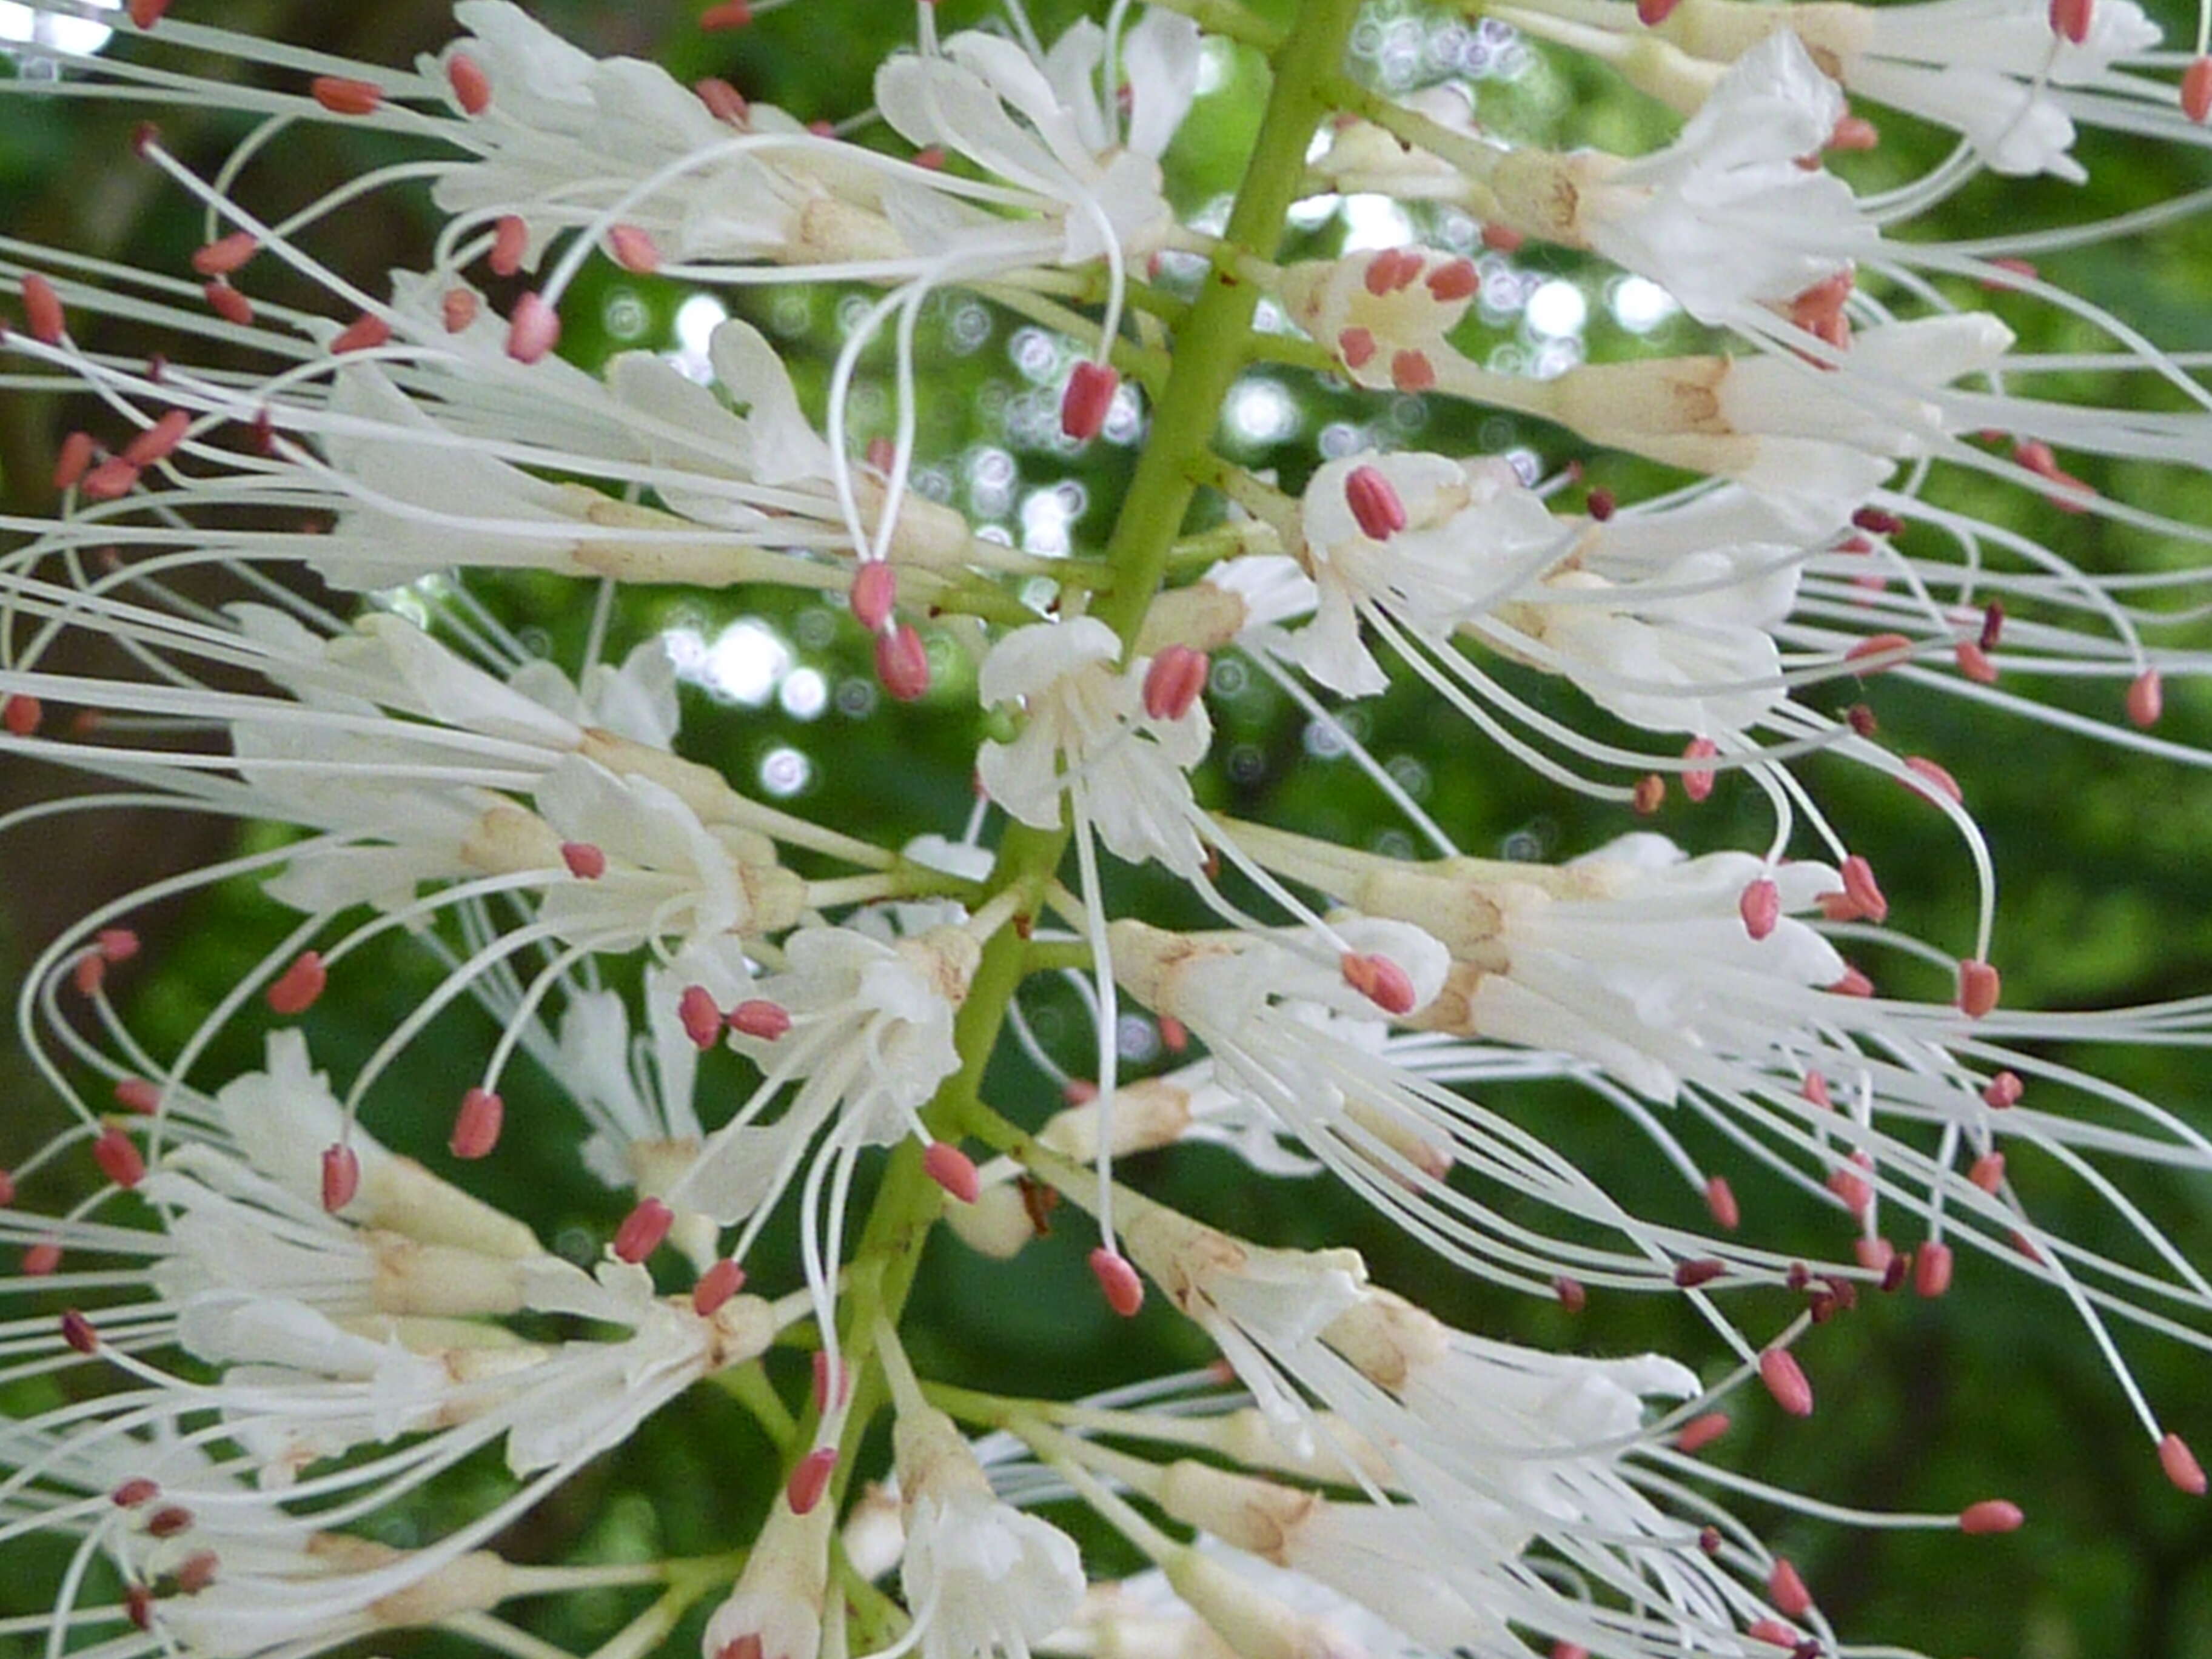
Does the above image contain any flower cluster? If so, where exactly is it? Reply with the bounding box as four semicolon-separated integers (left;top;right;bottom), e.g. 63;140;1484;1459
1;0;2211;1658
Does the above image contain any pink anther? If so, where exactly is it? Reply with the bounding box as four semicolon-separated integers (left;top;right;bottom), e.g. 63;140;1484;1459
614;1198;675;1264
786;1446;837;1513
1957;958;2000;1017
449;1087;504;1160
506;292;561;364
311;76;385;116
1738;879;1780;940
1902;755;1962;804
1341;951;1418;1015
876;623;931;701
448;52;492;115
1143;645;1210;722
2048;0;2093;44
321;1143;360;1212
1959;1498;2024;1534
730;999;794;1041
923;1141;980;1204
1769;1558;1814;1620
267;950;327;1016
1344;464;1407;540
1677;1412;1730;1453
1839;854;1887;923
692;1258;746;1315
94;1128;146;1188
1681;735;1717;801
205;283;253;326
21;274;64;345
1061;360;1120;441
330;313;392;355
1914;1241;1954;1298
2127;668;2163;729
1704;1174;1740;1231
850;561;897;632
2159;1431;2207;1495
1090;1247;1145;1316
190;233;258;278
2186;56;2212;122
679;985;725;1049
608;224;663;274
1760;1347;1815;1416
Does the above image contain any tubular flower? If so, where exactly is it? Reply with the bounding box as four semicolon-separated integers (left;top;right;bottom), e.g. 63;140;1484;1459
977;617;1213;874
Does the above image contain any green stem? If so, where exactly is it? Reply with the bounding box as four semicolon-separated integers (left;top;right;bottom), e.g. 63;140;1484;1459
1138;0;1286;51
1024;937;1095;973
1091;0;1370;649
711;1361;801;1452
973;280;1176;397
811;0;1370;1520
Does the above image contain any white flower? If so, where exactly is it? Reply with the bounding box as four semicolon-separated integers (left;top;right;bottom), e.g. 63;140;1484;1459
702;1500;835;1659
1119;1201;1371;1437
977;618;1212;875
424;2;914;270
142;1256;777;1485
875;11;1201;267
532;755;806;953
207;1031;542;1258
1544;312;2016;513
663;922;976;1318
1482;546;1798;737
896;1407;1087;1659
1404;832;1846;1103
1294;453;1568;697
1571;33;1876;325
1843;0;2162;180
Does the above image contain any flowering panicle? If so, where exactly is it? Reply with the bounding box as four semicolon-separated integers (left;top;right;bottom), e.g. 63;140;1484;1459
3;0;2212;1657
